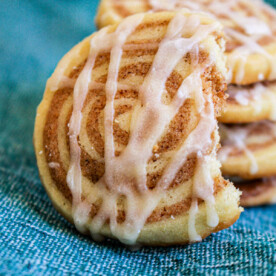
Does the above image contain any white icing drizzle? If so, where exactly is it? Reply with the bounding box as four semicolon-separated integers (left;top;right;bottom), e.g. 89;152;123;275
48;162;60;169
219;121;276;175
65;12;223;244
150;0;178;10
148;0;276;83
227;82;276;120
188;199;201;242
225;28;271;83
219;124;259;174
227;84;265;106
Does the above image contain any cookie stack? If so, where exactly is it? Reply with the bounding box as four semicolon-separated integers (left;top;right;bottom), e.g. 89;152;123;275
213;0;276;207
33;0;276;246
96;0;276;207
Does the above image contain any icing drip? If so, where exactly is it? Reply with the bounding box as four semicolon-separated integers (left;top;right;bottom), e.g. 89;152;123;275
227;83;266;106
227;83;276;120
219;124;259;174
225;28;271;83
48;162;60;169
66;12;222;244
188;199;201;242
227;85;264;107
149;0;178;10
219;121;276;175
66;38;99;232
148;0;276;83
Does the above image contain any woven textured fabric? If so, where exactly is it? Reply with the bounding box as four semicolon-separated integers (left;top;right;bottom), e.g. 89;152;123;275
0;0;275;274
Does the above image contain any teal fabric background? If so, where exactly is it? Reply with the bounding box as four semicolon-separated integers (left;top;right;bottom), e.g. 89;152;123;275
0;0;275;275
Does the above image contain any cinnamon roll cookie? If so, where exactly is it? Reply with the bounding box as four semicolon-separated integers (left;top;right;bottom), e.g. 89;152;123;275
232;177;276;207
219;121;276;179
220;81;276;123
34;11;242;246
96;0;276;85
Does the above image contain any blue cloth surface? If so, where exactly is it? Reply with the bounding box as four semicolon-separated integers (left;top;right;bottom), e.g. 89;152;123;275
0;0;275;275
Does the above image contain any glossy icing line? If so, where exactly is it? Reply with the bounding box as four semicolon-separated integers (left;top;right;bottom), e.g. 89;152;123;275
219;121;276;175
219;124;259;174
227;83;276;120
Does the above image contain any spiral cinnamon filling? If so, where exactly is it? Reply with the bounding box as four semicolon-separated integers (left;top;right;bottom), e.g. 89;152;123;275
43;64;226;223
220;121;276;158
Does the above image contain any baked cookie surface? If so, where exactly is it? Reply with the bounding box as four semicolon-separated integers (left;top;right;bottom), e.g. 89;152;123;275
219;81;276;123
34;11;241;246
219;121;276;179
231;177;276;206
96;0;276;85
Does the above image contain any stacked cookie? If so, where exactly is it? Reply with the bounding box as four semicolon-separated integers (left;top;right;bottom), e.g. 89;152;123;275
211;1;276;207
96;0;276;207
35;10;242;245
